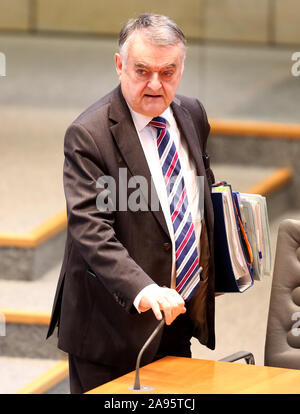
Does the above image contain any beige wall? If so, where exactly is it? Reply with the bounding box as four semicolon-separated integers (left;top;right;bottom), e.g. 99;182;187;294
35;0;205;39
274;0;300;45
0;0;30;30
0;0;299;45
205;0;270;43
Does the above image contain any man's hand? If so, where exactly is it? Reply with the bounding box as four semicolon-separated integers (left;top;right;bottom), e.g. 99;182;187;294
138;286;186;325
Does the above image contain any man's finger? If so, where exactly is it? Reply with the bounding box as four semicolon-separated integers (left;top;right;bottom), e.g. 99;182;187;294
157;295;186;325
150;299;163;321
157;296;173;324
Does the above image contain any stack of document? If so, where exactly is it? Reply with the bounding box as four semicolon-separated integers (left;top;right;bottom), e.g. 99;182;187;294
211;182;272;293
238;192;272;280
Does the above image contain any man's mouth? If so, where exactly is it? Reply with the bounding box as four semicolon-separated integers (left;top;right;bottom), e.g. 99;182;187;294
144;94;162;99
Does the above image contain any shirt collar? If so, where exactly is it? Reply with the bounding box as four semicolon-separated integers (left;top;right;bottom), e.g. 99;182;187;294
128;105;173;133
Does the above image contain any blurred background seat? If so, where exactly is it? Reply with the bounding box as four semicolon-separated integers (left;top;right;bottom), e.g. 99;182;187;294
219;219;300;369
265;219;300;369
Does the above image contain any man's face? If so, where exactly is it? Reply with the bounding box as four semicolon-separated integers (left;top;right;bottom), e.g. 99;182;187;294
115;32;184;117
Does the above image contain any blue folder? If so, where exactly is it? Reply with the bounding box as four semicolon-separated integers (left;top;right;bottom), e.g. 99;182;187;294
211;183;254;293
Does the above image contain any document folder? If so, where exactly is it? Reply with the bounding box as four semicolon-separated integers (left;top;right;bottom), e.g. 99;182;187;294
212;183;254;293
238;193;272;280
212;182;272;293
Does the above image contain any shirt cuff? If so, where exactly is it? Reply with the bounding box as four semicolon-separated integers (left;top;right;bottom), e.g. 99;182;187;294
133;283;160;313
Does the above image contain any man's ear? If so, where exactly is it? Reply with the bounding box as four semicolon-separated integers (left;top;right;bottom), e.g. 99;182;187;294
114;53;123;79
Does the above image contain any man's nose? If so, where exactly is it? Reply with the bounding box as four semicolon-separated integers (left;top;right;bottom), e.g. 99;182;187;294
148;73;162;91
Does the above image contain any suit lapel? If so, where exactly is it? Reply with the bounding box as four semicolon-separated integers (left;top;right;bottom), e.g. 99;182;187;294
171;97;213;228
108;86;170;238
171;98;206;178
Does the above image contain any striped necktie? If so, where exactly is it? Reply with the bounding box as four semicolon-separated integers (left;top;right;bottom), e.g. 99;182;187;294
149;116;201;301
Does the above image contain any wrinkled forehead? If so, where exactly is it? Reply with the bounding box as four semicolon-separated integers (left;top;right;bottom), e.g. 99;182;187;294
127;33;184;69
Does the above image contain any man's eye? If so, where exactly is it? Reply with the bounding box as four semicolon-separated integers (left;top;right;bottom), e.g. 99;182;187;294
163;71;174;77
137;69;147;76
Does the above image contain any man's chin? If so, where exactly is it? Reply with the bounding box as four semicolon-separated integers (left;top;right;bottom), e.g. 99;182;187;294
141;99;168;117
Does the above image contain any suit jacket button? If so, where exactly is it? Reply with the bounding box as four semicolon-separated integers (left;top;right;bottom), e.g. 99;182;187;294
163;242;171;251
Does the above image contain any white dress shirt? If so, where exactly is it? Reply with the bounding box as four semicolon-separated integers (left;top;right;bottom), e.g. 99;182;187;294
128;105;202;309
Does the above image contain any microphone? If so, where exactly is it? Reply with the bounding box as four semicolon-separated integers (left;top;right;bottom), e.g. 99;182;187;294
129;314;165;391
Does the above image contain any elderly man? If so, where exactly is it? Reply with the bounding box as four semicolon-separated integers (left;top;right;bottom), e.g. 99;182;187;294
47;13;216;394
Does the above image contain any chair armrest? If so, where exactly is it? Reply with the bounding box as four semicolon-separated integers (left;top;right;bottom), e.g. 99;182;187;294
219;351;255;365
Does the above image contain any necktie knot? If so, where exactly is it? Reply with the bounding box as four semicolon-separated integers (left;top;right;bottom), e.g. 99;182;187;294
149;116;167;130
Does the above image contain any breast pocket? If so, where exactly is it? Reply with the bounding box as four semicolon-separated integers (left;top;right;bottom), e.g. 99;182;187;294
87;268;97;279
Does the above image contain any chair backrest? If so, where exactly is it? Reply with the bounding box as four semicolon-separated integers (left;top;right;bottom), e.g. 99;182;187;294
264;219;300;369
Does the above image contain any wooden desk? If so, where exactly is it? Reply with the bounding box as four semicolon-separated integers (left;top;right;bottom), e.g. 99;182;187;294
87;356;300;394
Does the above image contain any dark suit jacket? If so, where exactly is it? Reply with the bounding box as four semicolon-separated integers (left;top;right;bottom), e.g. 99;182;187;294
47;85;215;372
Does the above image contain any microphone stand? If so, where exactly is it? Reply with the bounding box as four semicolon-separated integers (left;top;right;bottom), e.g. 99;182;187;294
129;315;165;391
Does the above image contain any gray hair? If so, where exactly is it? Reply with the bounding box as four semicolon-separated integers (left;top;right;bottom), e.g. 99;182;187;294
118;14;187;62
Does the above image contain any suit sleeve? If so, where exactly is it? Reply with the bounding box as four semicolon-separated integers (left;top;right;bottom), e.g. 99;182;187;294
195;99;215;187
63;122;155;312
